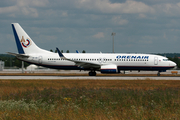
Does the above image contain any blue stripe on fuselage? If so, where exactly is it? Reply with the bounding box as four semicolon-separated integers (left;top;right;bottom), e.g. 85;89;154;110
117;66;174;71
42;64;81;70
12;24;24;54
18;58;174;71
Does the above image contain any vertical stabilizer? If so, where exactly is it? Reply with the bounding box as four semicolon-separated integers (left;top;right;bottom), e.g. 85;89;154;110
12;23;43;54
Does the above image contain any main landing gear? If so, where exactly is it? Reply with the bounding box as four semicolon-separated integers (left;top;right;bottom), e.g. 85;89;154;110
157;71;161;76
89;71;96;76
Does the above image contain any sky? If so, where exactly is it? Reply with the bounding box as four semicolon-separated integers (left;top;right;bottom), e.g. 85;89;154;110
1;0;180;54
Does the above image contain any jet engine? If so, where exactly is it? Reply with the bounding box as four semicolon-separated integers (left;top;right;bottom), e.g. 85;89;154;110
100;64;118;73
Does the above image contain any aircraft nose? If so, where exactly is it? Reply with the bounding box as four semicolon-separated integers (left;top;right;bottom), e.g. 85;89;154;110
170;61;177;69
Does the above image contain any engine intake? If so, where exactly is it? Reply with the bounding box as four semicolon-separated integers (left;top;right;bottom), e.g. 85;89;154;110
101;64;117;73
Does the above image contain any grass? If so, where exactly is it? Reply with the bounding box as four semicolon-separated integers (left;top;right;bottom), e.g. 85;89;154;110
0;80;179;119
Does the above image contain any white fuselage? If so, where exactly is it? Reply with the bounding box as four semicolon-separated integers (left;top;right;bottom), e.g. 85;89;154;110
19;52;176;72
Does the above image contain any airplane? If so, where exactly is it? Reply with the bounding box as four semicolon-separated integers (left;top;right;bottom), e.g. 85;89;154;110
8;23;177;76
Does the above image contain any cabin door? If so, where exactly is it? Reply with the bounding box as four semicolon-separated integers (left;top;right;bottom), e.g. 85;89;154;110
154;57;158;65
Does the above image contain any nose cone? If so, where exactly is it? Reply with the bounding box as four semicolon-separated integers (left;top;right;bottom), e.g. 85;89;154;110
170;61;177;69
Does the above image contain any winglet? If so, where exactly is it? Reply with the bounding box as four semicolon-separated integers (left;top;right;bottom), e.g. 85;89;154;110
56;48;71;61
56;48;64;57
76;50;79;53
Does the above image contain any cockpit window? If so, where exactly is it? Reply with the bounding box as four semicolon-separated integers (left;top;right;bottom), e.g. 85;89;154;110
163;59;169;61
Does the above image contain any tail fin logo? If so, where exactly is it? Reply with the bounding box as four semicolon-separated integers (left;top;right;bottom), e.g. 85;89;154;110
20;36;31;48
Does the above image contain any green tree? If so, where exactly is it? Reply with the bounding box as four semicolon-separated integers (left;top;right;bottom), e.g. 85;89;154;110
82;50;86;53
66;50;69;53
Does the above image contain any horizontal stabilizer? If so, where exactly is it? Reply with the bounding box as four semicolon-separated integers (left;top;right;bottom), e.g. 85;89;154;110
7;52;29;58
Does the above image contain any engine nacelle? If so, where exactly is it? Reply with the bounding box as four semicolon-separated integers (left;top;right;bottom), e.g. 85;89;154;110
100;64;118;73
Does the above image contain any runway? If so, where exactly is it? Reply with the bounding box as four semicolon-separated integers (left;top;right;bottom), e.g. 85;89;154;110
0;76;180;80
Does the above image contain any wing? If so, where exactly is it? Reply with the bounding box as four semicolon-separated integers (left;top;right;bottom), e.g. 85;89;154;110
56;48;100;69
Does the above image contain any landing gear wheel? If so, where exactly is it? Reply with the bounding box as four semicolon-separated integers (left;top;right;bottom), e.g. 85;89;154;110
157;72;160;76
89;72;96;76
